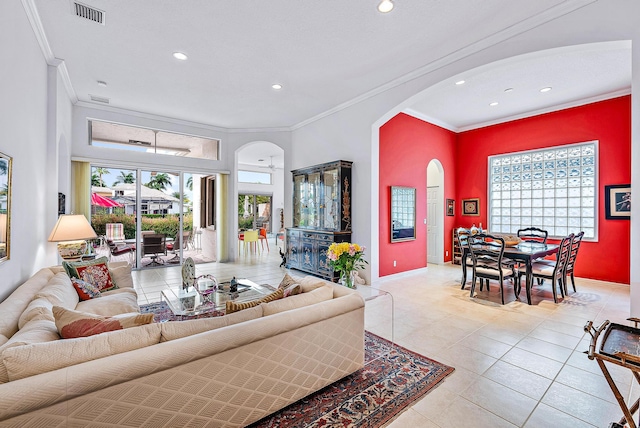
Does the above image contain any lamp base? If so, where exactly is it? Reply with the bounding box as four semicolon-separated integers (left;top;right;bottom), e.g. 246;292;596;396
57;240;88;260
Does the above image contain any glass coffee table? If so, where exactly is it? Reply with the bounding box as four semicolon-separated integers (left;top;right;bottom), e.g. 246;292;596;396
160;278;274;316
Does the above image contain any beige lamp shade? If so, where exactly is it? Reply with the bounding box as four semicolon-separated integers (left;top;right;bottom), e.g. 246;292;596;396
48;214;97;260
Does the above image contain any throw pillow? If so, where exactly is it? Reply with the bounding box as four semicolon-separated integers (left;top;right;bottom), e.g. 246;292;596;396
63;257;118;292
52;306;154;339
71;278;102;301
225;288;284;314
278;273;302;297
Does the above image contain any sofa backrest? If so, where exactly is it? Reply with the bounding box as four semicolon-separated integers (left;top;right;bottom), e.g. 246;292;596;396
0;268;56;341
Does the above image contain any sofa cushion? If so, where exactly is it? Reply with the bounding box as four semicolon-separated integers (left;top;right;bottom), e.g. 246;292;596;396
160;305;263;342
299;275;328;293
2;323;162;381
71;278;103;301
0;268;55;339
63;257;118;292
225;288;284;314
0;319;60;383
53;306;154;339
278;274;302;297
18;272;79;330
261;285;334;316
75;288;139;316
108;262;134;289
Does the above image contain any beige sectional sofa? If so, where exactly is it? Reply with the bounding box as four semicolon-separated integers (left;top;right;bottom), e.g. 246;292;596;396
0;262;365;427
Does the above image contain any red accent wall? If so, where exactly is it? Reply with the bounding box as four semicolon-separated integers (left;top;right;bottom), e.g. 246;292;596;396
379;97;631;284
379;113;458;276
456;96;630;284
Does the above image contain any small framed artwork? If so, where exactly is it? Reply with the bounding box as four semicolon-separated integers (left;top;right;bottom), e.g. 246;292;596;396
446;199;454;216
604;184;630;220
462;198;480;216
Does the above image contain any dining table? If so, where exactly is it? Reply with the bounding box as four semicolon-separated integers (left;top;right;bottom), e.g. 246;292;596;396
463;240;559;305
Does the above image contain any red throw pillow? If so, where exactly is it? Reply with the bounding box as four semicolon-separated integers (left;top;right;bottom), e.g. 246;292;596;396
52;306;154;339
71;278;102;301
63;257;117;292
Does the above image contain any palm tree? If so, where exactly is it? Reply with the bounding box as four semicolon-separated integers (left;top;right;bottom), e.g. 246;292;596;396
112;171;135;186
92;167;110;187
146;173;171;191
0;160;7;175
172;191;190;206
0;183;7;196
91;173;103;187
186;176;193;191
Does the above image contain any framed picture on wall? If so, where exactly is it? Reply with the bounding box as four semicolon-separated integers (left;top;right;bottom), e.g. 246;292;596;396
446;199;454;216
462;198;480;216
604;184;630;220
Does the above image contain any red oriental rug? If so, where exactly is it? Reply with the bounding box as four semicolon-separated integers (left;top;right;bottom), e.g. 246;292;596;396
139;302;455;427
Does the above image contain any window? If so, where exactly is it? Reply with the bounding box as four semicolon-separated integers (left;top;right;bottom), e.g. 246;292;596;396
89;120;219;160
238;170;272;184
488;141;597;239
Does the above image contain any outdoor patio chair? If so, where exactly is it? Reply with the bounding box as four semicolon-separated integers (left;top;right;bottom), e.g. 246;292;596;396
166;231;191;263
142;233;166;266
105;223;125;244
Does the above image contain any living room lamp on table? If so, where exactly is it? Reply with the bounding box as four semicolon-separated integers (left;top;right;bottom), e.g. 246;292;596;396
48;214;98;261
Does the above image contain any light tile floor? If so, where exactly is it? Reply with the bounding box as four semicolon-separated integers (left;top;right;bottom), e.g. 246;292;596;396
132;249;634;428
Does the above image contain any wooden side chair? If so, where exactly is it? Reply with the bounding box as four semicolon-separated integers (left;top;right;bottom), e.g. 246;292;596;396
468;233;517;305
517;227;548;244
563;231;584;294
518;233;573;304
456;228;472;289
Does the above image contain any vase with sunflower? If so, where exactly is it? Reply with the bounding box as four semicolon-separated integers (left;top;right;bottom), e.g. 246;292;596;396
326;242;368;289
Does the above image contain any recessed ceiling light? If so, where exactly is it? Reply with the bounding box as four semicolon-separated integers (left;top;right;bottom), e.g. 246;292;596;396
97;80;107;87
377;0;394;13
489;102;499;107
540;87;552;93
504;88;513;93
271;84;283;90
173;52;188;61
455;80;466;85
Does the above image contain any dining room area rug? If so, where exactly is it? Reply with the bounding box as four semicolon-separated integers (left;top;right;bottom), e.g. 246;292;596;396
139;302;455;427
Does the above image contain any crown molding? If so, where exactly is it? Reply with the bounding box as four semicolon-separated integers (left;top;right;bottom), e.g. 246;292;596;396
457;88;631;132
292;0;596;131
401;109;458;132
22;0;78;103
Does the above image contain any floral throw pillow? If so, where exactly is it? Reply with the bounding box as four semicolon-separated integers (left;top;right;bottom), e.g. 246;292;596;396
63;257;118;292
70;278;102;301
52;306;154;339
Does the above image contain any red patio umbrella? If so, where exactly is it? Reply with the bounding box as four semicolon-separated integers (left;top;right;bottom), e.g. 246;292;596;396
91;193;122;208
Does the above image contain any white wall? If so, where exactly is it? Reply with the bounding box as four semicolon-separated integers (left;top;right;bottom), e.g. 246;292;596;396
0;0;71;300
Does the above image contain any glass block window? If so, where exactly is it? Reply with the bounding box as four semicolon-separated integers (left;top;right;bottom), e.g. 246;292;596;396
488;141;597;239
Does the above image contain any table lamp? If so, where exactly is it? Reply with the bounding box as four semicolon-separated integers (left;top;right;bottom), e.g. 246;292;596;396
48;214;97;260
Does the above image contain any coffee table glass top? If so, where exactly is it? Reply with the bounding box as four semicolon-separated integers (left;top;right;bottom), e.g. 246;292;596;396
160;278;274;316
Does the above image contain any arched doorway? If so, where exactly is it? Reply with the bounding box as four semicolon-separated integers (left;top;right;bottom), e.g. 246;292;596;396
426;159;444;264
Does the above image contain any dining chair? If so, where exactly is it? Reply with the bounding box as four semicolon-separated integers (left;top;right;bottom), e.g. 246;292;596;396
240;230;260;254
563;231;584;294
517;227;548;244
468;233;517;305
518;233;573;304
258;227;270;252
456;228;472;289
166;230;191;263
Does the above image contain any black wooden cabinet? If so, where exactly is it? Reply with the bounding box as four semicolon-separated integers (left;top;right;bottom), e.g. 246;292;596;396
286;160;352;280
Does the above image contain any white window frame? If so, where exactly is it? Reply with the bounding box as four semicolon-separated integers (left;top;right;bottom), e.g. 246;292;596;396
487;140;598;241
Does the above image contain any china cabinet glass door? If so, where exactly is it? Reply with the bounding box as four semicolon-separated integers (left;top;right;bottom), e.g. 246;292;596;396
293;175;305;227
322;168;339;230
307;172;321;228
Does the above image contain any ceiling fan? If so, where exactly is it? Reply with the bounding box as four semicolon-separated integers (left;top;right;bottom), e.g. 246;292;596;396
258;156;282;171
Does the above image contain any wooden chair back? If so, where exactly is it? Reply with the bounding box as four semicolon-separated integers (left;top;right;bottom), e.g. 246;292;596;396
517;227;548;244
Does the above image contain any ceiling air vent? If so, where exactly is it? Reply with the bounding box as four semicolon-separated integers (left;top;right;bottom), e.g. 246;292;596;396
72;2;105;25
89;94;110;104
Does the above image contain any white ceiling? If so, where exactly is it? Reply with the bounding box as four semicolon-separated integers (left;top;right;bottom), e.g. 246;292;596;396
31;0;631;133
